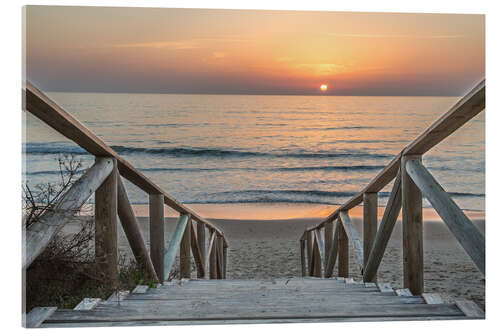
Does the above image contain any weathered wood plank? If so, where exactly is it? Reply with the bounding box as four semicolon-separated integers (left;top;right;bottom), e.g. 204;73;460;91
325;220;339;278
312;234;322;277
338;219;349;278
23;157;114;269
363;171;402;282
406;159;485;274
339;211;364;272
163;214;189;281
46;303;464;322
363;192;377;271
209;231;218;279
190;223;205;278
117;177;159;282
132;285;149;294
306;230;313;276
25;307;57;328
206;231;217;279
395;289;413;296
324;222;333;268
217;235;224;279
222;244;227;279
149;193;165;282
196;222;206;278
74;298;101;310
314;229;325;267
422;293;444;304
180;217;192;278
105;290;130;302
300;240;307;277
455;300;484;318
24;82;225;239
377;283;394;293
404;80;485;155
401;155;424;295
95;158;118;289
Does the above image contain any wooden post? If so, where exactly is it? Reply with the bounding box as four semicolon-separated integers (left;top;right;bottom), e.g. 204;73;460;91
338;218;349;278
209;230;218;279
217;235;224;279
196;222;206;278
149;193;164;282
300;240;306;277
306;231;313;276
180;216;192;279
223;243;227;279
363;192;378;274
117;178;158;282
163;214;189;281
95;157;118;289
312;236;322;277
402;154;424;295
324;222;333;268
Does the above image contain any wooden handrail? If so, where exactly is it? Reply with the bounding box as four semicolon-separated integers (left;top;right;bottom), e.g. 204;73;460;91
24;81;226;244
300;79;485;284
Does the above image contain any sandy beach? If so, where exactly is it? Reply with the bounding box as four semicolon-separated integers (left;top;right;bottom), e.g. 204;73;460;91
92;203;486;310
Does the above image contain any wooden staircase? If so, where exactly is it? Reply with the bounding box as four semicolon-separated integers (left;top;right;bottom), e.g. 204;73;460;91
27;277;484;327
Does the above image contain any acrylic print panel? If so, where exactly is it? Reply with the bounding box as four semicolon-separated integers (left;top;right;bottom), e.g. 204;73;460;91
23;5;485;327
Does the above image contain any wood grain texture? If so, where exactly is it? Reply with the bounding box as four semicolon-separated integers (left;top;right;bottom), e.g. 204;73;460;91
404;80;485;155
363;192;378;270
196;222;206;278
300;240;307;277
306;231;313;276
402;155;424;295
209;231;218;279
339;211;364;272
190;223;205;278
422;293;444;304
312;235;322;277
163;214;189;281
363;171;402;282
149;194;165;282
325;221;340;278
338;220;349;278
324;222;333;268
25;307;57;328
406;159;485;274
23;157;114;269
74;298;101;310
180;218;192;278
95;158;118;289
117;177;158;282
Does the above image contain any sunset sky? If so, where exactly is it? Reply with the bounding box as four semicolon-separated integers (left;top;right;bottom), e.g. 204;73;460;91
25;6;485;95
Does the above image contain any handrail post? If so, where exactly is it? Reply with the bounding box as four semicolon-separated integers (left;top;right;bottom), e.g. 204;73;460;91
402;154;424;295
324;222;333;269
300;239;306;277
363;192;378;280
209;230;218;279
180;216;192;278
149;193;165;282
306;231;313;276
95;157;119;289
338;217;349;277
223;242;227;279
196;222;206;278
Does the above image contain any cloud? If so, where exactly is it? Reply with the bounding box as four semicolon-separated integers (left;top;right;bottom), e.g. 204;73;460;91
325;33;468;39
110;37;248;50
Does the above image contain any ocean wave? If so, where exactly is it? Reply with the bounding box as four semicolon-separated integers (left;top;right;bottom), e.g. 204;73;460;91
23;142;393;160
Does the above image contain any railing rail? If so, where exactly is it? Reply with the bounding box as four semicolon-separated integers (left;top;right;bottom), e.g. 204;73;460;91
300;80;485;294
23;81;228;283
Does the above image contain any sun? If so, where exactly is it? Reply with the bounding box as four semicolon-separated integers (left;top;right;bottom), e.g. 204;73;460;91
320;84;328;92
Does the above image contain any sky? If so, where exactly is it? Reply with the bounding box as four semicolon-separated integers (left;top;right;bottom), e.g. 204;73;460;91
25;6;485;95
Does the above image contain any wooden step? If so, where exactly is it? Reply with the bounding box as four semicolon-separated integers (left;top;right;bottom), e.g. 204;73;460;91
30;277;483;327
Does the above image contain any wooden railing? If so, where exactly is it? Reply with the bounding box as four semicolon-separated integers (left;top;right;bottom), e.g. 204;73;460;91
300;80;485;295
22;82;228;285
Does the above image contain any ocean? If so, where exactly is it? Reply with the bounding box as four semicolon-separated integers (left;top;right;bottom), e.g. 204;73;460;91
22;93;485;211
